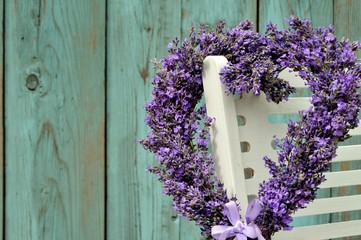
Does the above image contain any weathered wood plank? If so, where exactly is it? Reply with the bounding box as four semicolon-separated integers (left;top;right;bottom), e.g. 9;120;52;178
180;1;257;238
332;2;361;238
334;0;361;42
181;0;257;38
5;1;105;239
258;0;334;229
0;0;3;238
106;1;182;239
259;0;333;32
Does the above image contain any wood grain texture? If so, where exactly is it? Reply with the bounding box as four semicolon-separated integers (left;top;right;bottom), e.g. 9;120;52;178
259;0;333;32
5;1;105;239
2;1;359;239
334;0;361;56
332;1;361;237
106;1;182;239
334;0;361;42
181;0;257;38
0;0;3;238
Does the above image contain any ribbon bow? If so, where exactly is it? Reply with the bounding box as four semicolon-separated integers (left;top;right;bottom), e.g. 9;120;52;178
211;199;265;240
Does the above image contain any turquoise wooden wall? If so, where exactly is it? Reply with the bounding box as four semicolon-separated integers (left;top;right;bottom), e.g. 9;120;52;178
0;0;360;239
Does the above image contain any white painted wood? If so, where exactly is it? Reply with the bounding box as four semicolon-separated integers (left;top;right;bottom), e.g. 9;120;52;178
274;220;361;240
202;56;361;239
240;169;361;193
334;145;361;162
349;126;361;136
278;68;307;88
235;96;311;115
202;56;249;218
321;170;361;188
238;123;287;142
293;195;361;217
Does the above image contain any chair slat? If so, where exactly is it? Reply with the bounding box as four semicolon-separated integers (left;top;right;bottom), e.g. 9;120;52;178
278;68;305;88
235;95;311;115
239;129;361;164
334;145;361;162
321;169;361;188
294;195;361;217
238;124;287;142
202;56;249;217
349;126;361;136
274;220;361;240
244;170;361;195
242;151;278;168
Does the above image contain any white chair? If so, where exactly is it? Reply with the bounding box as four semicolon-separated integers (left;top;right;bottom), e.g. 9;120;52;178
202;56;361;239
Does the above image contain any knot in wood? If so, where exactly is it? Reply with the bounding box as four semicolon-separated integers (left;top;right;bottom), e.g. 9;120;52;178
26;74;39;91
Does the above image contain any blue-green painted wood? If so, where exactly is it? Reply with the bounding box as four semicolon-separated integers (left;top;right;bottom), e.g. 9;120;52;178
258;0;334;229
332;2;361;238
334;0;361;59
107;1;256;239
334;0;361;43
259;0;333;32
181;0;257;38
2;1;360;240
5;1;105;239
106;1;182;239
0;0;3;238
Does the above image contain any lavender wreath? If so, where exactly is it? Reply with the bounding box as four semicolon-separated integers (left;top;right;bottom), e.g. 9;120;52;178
140;16;361;240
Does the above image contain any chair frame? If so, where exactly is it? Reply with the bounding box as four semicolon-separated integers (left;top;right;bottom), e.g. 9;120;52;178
202;56;361;240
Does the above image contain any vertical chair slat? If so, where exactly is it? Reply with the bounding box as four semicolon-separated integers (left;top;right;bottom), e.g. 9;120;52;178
202;56;249;217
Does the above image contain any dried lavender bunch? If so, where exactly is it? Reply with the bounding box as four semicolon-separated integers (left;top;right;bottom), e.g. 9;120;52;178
254;17;361;239
140;16;361;239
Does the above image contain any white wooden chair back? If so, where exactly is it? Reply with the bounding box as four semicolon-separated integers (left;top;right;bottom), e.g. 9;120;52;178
202;56;361;240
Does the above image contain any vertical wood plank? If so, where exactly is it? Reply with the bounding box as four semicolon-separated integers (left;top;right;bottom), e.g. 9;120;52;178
5;1;105;239
181;0;257;38
258;0;334;228
107;1;182;239
259;0;333;32
0;0;3;238
333;1;361;237
180;1;257;238
334;0;361;54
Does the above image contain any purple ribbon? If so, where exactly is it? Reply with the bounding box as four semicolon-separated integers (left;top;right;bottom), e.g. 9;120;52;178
211;199;265;240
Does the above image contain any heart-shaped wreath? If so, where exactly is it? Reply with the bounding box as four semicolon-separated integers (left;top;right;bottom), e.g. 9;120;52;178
140;16;361;240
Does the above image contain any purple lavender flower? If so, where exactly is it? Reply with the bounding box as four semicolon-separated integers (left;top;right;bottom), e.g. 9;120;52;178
141;16;361;239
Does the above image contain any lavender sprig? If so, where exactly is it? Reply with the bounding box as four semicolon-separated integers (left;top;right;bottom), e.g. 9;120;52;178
140;16;361;239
